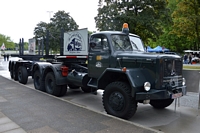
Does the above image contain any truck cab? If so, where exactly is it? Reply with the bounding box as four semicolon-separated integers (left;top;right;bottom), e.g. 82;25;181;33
85;27;186;119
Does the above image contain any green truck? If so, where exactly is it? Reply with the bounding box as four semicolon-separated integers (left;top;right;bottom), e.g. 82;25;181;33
9;24;186;120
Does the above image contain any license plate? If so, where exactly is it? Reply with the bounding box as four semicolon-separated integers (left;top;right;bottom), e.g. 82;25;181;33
171;92;182;99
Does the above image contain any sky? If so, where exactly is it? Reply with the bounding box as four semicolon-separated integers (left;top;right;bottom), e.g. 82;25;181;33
0;0;99;43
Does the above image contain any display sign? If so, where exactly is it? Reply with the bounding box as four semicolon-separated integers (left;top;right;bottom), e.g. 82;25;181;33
28;38;36;55
63;28;88;55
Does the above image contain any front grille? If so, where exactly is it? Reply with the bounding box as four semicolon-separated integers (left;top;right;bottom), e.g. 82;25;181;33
163;59;182;77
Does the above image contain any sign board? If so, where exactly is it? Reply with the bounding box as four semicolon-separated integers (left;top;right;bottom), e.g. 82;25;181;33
63;28;88;55
1;43;6;50
28;38;36;55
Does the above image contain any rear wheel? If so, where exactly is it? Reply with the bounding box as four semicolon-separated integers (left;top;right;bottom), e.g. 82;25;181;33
13;64;18;81
150;99;174;109
18;66;28;84
59;85;67;97
45;72;62;97
9;61;13;79
102;81;137;120
33;70;45;92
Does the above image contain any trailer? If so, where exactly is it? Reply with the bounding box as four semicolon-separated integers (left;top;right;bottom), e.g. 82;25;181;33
9;24;187;120
8;35;55;85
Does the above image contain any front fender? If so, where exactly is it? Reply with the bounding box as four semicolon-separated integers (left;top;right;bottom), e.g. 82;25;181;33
98;68;156;97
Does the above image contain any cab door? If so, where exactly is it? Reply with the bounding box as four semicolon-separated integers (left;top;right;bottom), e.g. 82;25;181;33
88;34;110;78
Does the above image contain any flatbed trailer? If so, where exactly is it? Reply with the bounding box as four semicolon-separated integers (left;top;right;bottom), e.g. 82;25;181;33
8;37;56;84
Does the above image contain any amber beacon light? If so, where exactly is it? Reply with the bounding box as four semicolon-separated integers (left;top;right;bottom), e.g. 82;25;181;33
122;23;129;34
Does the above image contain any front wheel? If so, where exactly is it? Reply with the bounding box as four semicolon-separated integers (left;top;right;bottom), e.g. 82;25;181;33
102;81;137;120
13;64;18;81
150;99;174;109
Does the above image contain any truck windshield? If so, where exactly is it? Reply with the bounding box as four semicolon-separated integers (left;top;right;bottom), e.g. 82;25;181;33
111;34;133;51
129;35;145;52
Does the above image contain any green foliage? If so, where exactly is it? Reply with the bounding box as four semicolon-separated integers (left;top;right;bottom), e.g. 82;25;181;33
0;33;15;50
95;0;171;44
171;0;200;50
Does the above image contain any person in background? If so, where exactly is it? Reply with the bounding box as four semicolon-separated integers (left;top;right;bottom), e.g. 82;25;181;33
183;53;188;64
3;54;6;61
188;53;192;64
6;54;9;61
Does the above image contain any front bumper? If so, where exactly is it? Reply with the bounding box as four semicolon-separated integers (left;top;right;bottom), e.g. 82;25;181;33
135;86;187;101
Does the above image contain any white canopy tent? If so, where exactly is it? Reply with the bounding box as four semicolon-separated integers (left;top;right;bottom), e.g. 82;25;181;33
184;50;200;53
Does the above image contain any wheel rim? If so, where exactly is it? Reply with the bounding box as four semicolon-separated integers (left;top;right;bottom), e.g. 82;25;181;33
35;76;40;87
109;92;125;111
47;78;53;93
18;70;22;81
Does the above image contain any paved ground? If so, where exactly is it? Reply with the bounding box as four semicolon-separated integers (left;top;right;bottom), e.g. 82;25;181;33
0;75;160;133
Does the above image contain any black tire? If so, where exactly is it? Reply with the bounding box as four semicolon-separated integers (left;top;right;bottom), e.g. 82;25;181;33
10;70;14;79
45;72;62;97
59;85;67;97
33;70;45;92
81;87;96;93
18;66;28;84
150;99;174;109
102;81;137;120
13;65;18;81
9;63;13;79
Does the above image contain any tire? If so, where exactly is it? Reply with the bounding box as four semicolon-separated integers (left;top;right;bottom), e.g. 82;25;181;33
10;70;14;79
13;65;18;81
59;85;67;97
33;70;45;92
8;61;11;71
81;87;96;93
9;63;13;79
45;72;62;97
102;81;137;120
150;99;174;109
18;66;28;84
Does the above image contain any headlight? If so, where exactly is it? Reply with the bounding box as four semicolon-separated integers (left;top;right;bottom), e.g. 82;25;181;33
144;82;151;91
182;78;186;86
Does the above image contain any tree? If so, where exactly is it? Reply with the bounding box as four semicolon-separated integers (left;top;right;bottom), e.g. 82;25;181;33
95;0;171;43
148;0;187;53
0;34;15;50
171;0;200;50
34;10;79;53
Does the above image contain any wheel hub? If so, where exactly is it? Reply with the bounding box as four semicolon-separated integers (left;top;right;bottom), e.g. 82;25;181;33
109;92;124;111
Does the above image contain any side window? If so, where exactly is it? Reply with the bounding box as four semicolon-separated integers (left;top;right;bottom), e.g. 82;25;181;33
90;35;109;51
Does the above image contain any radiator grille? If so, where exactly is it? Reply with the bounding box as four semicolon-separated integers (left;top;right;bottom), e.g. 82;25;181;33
164;59;182;77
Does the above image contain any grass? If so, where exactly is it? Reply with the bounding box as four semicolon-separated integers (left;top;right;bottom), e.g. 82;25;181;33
183;65;200;70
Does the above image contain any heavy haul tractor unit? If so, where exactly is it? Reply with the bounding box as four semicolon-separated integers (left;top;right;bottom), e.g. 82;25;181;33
9;24;186;120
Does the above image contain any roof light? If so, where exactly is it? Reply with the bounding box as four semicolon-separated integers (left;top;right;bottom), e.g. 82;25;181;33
122;67;127;72
123;23;128;28
122;23;129;35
